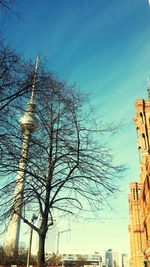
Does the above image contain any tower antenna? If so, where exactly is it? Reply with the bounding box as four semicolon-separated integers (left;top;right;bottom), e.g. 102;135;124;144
30;56;39;103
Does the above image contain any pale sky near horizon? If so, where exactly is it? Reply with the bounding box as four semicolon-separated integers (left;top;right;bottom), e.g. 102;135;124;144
1;0;150;259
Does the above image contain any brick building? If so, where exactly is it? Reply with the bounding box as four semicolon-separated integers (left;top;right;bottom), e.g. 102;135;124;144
128;95;150;267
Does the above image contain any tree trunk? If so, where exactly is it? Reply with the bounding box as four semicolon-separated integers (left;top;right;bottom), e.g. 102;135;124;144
37;233;46;267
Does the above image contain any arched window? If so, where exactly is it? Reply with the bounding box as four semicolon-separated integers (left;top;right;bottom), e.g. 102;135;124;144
144;222;149;241
135;186;141;200
140;112;144;123
133;188;136;200
142;133;147;150
138;146;142;162
136;127;139;138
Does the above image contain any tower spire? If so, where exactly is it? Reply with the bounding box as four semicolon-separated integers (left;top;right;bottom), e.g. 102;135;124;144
4;57;39;256
30;56;39;104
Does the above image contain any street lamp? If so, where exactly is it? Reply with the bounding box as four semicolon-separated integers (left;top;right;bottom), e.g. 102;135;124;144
26;214;38;267
56;229;71;255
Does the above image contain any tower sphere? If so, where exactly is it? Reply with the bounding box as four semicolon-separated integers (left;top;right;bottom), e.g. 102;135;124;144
20;103;37;132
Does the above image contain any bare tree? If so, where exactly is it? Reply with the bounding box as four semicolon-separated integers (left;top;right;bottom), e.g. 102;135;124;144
0;54;125;267
46;253;62;266
0;245;36;265
0;41;36;112
0;0;19;17
0;0;15;11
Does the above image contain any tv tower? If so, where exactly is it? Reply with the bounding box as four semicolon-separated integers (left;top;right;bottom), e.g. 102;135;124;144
4;58;39;255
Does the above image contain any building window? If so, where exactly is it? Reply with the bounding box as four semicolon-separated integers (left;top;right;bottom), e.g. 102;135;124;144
137;188;141;200
144;222;149;241
138;146;142;162
142;133;147;150
133;188;135;200
136;127;139;138
140;112;144;124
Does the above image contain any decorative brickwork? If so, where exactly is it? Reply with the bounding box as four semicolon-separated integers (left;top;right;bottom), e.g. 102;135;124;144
129;97;150;267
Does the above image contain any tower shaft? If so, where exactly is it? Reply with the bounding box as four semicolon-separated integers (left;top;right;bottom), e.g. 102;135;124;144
4;129;31;255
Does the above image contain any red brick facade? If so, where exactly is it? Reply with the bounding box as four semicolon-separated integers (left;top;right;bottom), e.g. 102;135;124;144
128;98;150;267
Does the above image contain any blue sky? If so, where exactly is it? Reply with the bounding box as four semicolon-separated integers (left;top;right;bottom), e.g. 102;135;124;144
1;0;150;259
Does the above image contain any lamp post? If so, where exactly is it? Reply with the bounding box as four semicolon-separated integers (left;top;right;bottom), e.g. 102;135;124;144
26;214;38;267
56;229;71;255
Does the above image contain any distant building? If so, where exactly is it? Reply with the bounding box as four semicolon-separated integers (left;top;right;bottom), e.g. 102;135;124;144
128;95;150;267
121;254;129;267
60;252;102;267
105;249;119;267
61;252;102;262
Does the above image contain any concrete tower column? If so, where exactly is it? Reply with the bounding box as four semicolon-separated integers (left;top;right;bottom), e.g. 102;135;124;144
4;58;38;256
